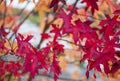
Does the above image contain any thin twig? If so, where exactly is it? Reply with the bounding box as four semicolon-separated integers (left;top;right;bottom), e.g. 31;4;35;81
70;0;79;14
3;0;6;26
8;1;39;40
6;38;13;50
37;17;57;49
58;38;79;46
18;1;30;16
8;1;30;33
37;3;65;49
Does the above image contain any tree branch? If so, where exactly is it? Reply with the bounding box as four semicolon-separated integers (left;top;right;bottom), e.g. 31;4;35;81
3;0;6;26
37;3;66;49
37;17;57;49
8;1;39;40
8;0;30;33
71;0;79;14
58;38;79;46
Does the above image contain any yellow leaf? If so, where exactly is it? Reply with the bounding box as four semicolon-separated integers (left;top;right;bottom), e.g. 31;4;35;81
4;39;17;51
19;0;26;3
71;71;79;80
59;56;68;71
35;0;50;19
39;20;46;32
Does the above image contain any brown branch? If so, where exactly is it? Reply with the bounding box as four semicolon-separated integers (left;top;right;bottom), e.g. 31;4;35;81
71;0;79;14
3;0;6;26
6;38;13;50
8;1;30;33
37;17;57;49
37;1;101;49
37;3;65;49
18;1;30;16
8;1;40;40
58;38;80;46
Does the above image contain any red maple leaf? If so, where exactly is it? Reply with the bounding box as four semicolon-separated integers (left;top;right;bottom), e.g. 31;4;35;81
47;40;64;54
56;9;72;34
50;54;61;81
50;24;61;41
52;41;64;53
113;9;120;15
81;32;120;77
70;20;97;43
0;61;5;77
16;33;33;56
23;53;38;78
0;25;8;37
0;40;6;52
99;15;120;40
5;62;22;76
16;34;41;78
86;70;89;79
68;24;81;43
41;33;51;40
50;0;65;11
81;0;98;14
44;39;64;81
37;50;49;69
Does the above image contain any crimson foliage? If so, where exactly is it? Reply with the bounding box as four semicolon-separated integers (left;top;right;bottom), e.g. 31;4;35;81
1;0;120;81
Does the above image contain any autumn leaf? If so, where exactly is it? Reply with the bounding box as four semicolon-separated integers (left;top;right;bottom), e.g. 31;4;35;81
0;40;6;52
99;15;120;40
86;70;89;78
0;61;5;76
19;0;25;3
41;33;51;40
50;0;66;11
23;53;38;78
113;9;120;15
56;9;72;34
15;33;34;56
50;54;61;81
105;0;120;12
50;24;61;41
1;0;120;81
0;25;8;37
81;0;99;14
35;0;50;19
37;50;49;70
